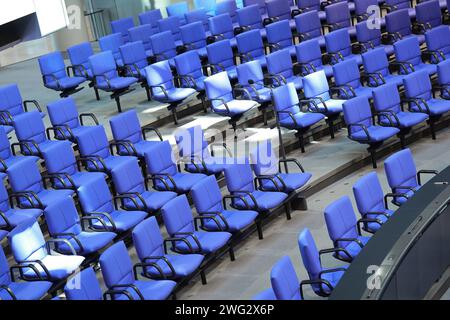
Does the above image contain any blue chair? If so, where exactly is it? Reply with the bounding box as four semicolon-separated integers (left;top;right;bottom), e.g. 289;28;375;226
209;13;237;47
437;59;450;99
294;10;325;46
77;177;147;233
362;47;404;87
174;125;235;175
223;163;289;217
67;42;99;99
111;158;177;215
266;49;303;91
149;31;178;68
355;21;394;55
353;172;396;233
128;24;154;57
414;0;442;32
12;110;72;159
166;2;189;25
76;124;137;175
109;109;163;159
265;19;296;57
324;196;371;262
354;0;379;22
194;0;217;16
215;0;238;23
243;0;267;17
265;0;300;29
8;219;85;281
191;175;259;236
324;1;355;36
295;39;333;77
381;0;412;14
207;39;237;80
132;217;205;282
0;245;52;300
98;33;124;67
424;25;450;64
38;51;85;97
65;267;103;300
100;241;177;300
0;126;38;172
298;228;347;297
235;29;267;68
89;51;138;113
296;0;323;18
325;29;362;65
145;60;197;124
236;4;266;37
384;9;425;45
161;195;234;259
204;71;257;132
270;256;303;300
7;157;74;209
144;141;207;194
250;139;312;194
110;17;134;43
343;96;400;168
0;83;45;133
372;83;429;147
393;37;437;76
332;59;373;100
158;16;183;46
138;9;163;34
180;21;208;59
185;8;210;32
302;70;345;138
384;148;438;206
272;84;325;153
44;197;116;256
403;70;450;139
47;96;100;143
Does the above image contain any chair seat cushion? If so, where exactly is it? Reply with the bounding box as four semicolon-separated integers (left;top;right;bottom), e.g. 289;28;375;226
131;140;164;157
382;74;404;86
46;76;85;90
144;254;204;278
91;210;147;232
254;55;267;68
411;99;450;116
379;111;428;128
174;231;232;254
114;279;176;300
224;66;238;80
352;86;374;99
251;87;272;103
56;231;116;255
213;99;257;116
96;76;138;91
24;255;85;280
338;235;370;260
409;63;437;76
0;208;42;228
19;189;74;208
23;139;72;157
364;209;395;232
200;210;258;232
0;280;52;300
123;190;178;212
153;87;196;103
1;155;39;172
234;190;288;211
351;125;399;142
102;155;136;172
56;125;100;142
279;111;325;129
319;267;347;294
311;99;345;115
260;172;312;192
286;76;303;90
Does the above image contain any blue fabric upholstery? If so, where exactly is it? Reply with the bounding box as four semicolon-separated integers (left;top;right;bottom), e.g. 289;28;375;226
128;25;154;57
67;42;95;79
325;1;355;35
139;9;163;34
295;39;332;77
295;10;325;46
266;49;303;90
185;8;210;31
266;20;296;57
237;4;265;35
150;31;177;67
385;9;425;44
425;25;450;64
325;29;362;65
356;21;394;55
110;17;134;43
180;22;208;58
437;59;450;99
99;33;125;67
167;2;189;25
174;51;207;91
394;37;437;75
158;16;183;43
236;61;271;103
119;41;150;80
209;13;237;47
0;126;38;172
236;29;267;67
207;39;237;80
415;0;442;30
332;59;373;99
271;256;302;300
65;267;103;300
362;48;404;87
215;0;238;23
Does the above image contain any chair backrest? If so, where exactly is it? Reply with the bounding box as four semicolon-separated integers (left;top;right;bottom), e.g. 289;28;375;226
216;0;238;22
78;176;114;214
266;0;291;21
194;0;216;12
298;228;322;280
384;148;418;190
76;125;111;159
209;13;234;40
191;175;224;213
385;9;411;38
180;21;207;50
0;83;24;118
266;49;294;79
332;59;361;89
99;33;124;63
266;19;293;50
138;9;163;33
204;71;234;109
65;267;103;300
44;196;81;237
128;24;154;52
166;2;189;20
325;1;351;29
415;0;441;29
271;256;302;300
237;4;263;30
250;139;279;176
109;109;143;145
150;31;177;62
47;96;81;131
185;8;210;31
174;51;204;83
272;83;301;122
394;37;422;69
0;126;12;160
353;172;386;217
343;96;373;135
0;246;12;287
110;17;134;43
207;39;235;69
7;157;43;195
324;196;359;244
373;82;402;115
145;60;175;95
437;59;450;86
42;140;78;176
325;28;352;58
111;157;145;195
174;125;208;159
158;16;182;41
0;175;11;213
132;217;165;262
403;70;432;101
297;0;320;12
356;21;382;48
223;163;255;193
8;219;47;263
295;10;322;40
13;110;47;145
236;29;265;59
236;60;264;90
100;241;134;288
303;70;330;101
161;195;195;236
38;51;67;82
295;39;323;73
354;0;378;17
244;0;266;15
144;140;178;177
384;0;410;10
425;25;450;56
362;47;389;77
119;41;148;71
89;51;118;79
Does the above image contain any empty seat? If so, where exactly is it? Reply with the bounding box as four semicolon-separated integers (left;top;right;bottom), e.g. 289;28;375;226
244;0;267;17
0;126;38;172
384;9;425;45
294;10;325;46
265;0;299;29
384;148;438;206
207;39;238;80
235;29;267;68
414;0;442;32
132;217;205;281
298;228;347;297
295;39;333;77
266;19;296;56
236;4;266;37
44;197;116;255
424;25;450;64
393;37;437;76
354;0;379;22
38;51;85;97
382;0;412;14
180;22;208;58
111;158;177;214
185;8;210;32
356;21;394;55
145;60;197;124
47;96;100;143
343;96;400;168
65;267;103;300
110;17;134;43
138;9;163;34
158;16;183;45
208;13;237;47
332;59;373;100
149;31;178;68
100;241;176;300
89;51;138;113
13;110;72;158
128;24;154;57
324;196;371;262
78;178;147;233
145;140;207;194
362;47;404;87
271;256;303;300
215;0;238;23
166;2;189;25
8;219;85;281
194;0;217;16
437;59;450;99
99;33;125;67
324;1;355;35
353;172;396;233
272;83;324;153
266;49;303;90
0;83;44;134
325;29;362;65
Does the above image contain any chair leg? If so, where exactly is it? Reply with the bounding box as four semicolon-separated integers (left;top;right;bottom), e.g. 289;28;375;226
145;85;151;101
172;293;177;300
429;118;437;140
94;87;100;101
299;134;305;153
327;119;335;139
171;108;178;125
368;146;377;169
200;270;207;285
115;96;122;113
228;245;235;261
256;221;264;240
201;95;208;113
284;202;292;220
399;134;406;149
262;108;268;126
